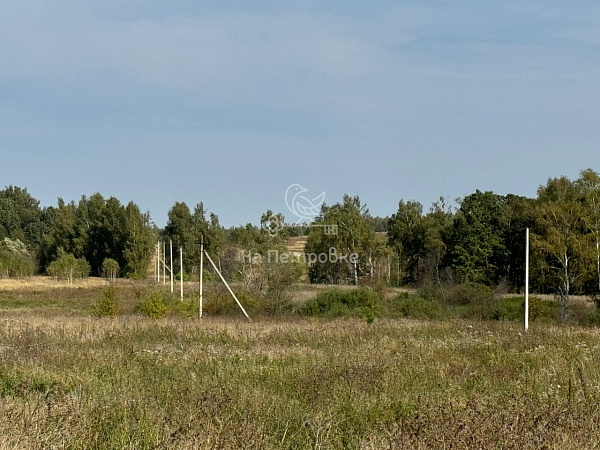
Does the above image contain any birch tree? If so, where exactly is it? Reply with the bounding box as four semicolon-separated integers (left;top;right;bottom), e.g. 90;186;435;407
533;176;586;321
577;169;600;298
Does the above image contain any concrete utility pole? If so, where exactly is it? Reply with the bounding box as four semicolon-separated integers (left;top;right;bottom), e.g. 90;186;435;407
199;237;204;318
170;239;174;293
156;242;160;283
195;236;250;321
204;250;250;321
163;241;166;285
525;228;530;331
180;246;183;300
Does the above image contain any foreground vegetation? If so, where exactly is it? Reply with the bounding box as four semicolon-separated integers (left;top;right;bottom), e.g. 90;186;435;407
1;280;600;448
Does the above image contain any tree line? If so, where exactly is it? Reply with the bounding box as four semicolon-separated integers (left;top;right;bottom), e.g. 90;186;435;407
1;169;599;314
0;188;154;280
302;169;600;320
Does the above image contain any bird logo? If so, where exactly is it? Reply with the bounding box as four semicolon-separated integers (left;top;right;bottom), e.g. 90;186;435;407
285;184;326;224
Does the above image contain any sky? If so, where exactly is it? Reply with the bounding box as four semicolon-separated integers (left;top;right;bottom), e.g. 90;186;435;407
1;1;599;227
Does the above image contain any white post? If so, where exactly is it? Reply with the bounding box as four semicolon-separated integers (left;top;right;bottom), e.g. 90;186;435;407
180;246;184;300
199;237;204;318
156;242;160;283
170;239;174;293
163;241;166;285
525;228;530;331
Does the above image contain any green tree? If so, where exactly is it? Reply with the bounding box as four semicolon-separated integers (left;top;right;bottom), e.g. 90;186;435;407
122;202;154;278
0;186;45;250
0;238;34;277
446;190;509;285
387;200;427;285
46;249;90;284
80;194;126;276
577;169;600;297
191;203;225;269
226;210;303;306
163;201;225;277
0;197;19;241
43;194;153;279
489;194;537;291
421;197;454;285
41;199;87;269
532;176;587;321
102;258;120;282
306;195;379;284
229;223;263;289
164;201;195;270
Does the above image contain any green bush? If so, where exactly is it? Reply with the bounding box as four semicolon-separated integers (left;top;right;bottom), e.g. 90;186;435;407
175;271;190;282
236;290;261;314
166;291;258;318
566;300;594;325
491;297;524;321
387;293;445;320
137;291;168;319
528;296;558;322
198;289;259;316
460;296;557;322
172;297;199;318
92;288;120;317
201;290;240;315
300;287;383;321
264;262;303;314
444;282;493;306
580;309;600;326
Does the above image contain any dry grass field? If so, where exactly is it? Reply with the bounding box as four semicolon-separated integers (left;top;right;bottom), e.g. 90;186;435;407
1;278;600;448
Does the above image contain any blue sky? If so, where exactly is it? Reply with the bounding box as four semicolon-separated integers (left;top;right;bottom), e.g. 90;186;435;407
1;1;599;227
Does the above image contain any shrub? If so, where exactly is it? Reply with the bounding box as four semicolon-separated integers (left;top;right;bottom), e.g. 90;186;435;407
173;297;199;318
444;282;493;306
264;262;303;313
175;271;190;282
528;296;558;322
235;290;261;314
387;293;445;320
200;289;260;316
580;309;600;326
491;296;524;321
566;300;593;325
92;288;120;317
417;282;493;307
300;287;383;321
137;291;168;319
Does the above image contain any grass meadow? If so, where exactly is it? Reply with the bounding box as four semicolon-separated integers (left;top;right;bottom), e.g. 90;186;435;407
1;279;600;448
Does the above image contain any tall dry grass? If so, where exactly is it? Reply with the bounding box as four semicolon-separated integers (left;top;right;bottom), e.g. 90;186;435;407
0;281;600;447
0;314;599;447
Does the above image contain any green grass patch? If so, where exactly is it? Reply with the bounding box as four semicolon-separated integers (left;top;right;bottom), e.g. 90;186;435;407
300;287;383;322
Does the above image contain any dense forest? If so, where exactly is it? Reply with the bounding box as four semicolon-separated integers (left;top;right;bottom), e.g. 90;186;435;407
1;168;599;313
